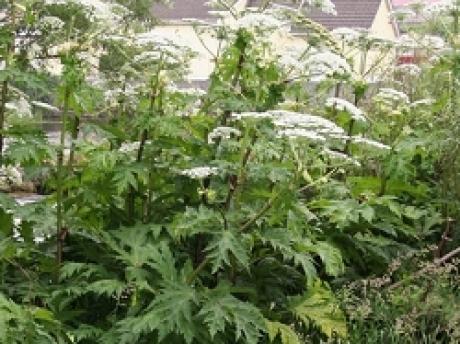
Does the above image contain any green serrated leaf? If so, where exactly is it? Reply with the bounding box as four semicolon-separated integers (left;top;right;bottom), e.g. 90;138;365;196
205;230;249;273
171;206;222;239
199;284;266;344
86;279;125;298
266;320;301;344
128;281;198;344
288;280;347;338
313;242;344;277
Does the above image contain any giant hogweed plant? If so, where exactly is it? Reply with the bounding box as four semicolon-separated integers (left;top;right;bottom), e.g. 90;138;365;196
0;0;447;343
388;0;460;248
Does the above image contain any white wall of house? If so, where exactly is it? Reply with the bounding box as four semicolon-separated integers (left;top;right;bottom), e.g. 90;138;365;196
151;25;219;80
365;0;398;77
371;0;397;40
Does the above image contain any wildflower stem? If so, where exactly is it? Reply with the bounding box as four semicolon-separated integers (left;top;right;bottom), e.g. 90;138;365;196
388;246;460;291
56;85;70;272
186;257;209;284
128;66;161;223
67;114;80;169
224;134;256;210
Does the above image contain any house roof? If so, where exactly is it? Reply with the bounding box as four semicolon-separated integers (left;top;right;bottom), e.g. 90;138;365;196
151;0;217;21
152;0;383;30
310;0;382;29
247;0;382;29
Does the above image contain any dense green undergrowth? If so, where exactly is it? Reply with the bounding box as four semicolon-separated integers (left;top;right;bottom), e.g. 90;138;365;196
1;0;460;343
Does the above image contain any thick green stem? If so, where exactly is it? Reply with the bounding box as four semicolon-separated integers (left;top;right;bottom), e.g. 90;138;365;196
221;39;247;125
56;86;70;270
0;79;8;166
224;134;256;210
67;114;80;169
343;91;362;154
127;77;159;223
343;119;355;155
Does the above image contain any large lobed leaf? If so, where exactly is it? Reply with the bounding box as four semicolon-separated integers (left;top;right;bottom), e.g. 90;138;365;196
199;284;267;344
205;230;250;273
288;280;347;338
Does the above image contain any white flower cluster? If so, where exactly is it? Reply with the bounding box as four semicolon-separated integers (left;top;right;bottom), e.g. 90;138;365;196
322;148;361;167
279;47;353;82
331;27;361;43
395;34;418;49
232;112;275;120
104;84;139;106
279;46;308;76
278;128;326;141
44;0;128;22
233;110;345;142
39;16;65;30
181;166;219;179
231;13;287;35
351;136;391;150
166;85;206;97
119;141;141;153
376;88;410;105
410;98;434;108
301;0;337;15
421;35;445;50
134;31;192;65
119;140;153;154
305;51;351;82
325;97;367;122
395;63;422;76
232;110;389;151
0;165;23;189
208;126;241;144
423;0;460;17
6;97;32;118
271;111;344;136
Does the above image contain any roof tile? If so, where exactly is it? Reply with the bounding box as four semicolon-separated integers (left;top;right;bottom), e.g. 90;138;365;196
152;0;383;29
152;0;217;20
247;0;382;29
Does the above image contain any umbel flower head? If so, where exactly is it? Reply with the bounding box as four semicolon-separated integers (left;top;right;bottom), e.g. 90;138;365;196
293;0;337;15
44;0;128;23
326;97;367;122
208;127;242;144
232;109;389;150
395;63;421;77
181;166;219;179
375;88;410;105
305;51;352;82
331;27;361;43
232;110;345;142
6;97;32;118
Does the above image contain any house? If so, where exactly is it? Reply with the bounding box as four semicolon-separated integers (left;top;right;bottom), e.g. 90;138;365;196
151;0;399;80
